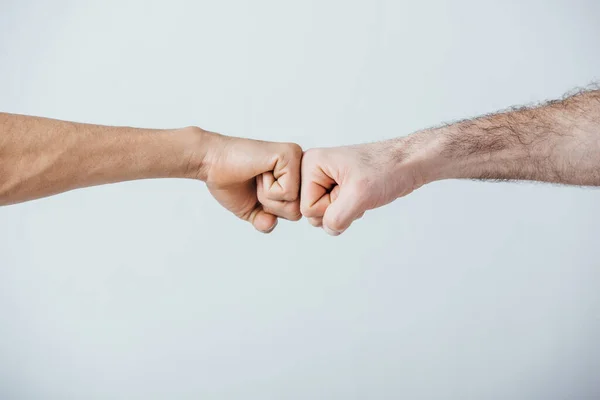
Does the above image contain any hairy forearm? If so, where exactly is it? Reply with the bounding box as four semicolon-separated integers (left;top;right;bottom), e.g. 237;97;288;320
0;113;210;205
402;89;600;187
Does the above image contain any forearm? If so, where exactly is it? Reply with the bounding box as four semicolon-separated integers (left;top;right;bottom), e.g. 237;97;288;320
403;89;600;187
0;113;211;205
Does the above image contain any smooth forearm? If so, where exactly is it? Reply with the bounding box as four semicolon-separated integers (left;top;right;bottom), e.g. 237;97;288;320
0;113;211;205
401;89;600;188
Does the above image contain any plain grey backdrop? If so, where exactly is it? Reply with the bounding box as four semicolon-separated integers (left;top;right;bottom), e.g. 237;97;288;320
1;0;599;399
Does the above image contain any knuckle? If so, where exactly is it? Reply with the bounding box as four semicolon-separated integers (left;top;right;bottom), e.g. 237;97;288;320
302;147;317;158
308;217;322;227
278;143;303;165
300;204;317;218
327;214;346;232
287;142;303;159
256;188;268;204
286;201;301;218
300;204;310;216
282;190;298;202
289;212;302;222
262;205;274;215
267;185;297;202
302;148;322;164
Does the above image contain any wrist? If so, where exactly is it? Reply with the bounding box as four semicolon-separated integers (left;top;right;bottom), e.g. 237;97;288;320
176;126;223;181
389;128;448;188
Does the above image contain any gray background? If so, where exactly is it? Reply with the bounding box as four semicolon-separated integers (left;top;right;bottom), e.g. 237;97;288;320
1;0;599;398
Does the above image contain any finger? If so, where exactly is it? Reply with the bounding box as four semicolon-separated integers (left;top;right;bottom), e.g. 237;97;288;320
322;186;364;235
327;211;363;234
262;199;302;221
322;210;363;236
300;151;337;218
257;175;302;221
247;205;278;233
329;184;341;202
263;144;302;202
301;185;335;218
261;171;299;202
301;184;339;220
307;217;322;227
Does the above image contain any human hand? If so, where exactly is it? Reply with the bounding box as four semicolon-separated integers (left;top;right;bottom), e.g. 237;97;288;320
197;129;303;233
300;140;424;236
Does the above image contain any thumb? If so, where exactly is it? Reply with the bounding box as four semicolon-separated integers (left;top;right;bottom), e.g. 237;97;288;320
322;187;363;236
248;206;278;234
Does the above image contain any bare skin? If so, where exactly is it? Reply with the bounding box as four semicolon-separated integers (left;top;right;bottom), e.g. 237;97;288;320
3;88;599;236
301;88;600;235
0;114;302;233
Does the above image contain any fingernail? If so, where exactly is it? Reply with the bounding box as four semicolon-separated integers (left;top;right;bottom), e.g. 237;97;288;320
323;226;341;236
264;220;278;234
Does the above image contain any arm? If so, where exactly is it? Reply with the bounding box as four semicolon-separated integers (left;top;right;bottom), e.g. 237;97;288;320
301;88;600;235
418;88;600;186
0;113;302;233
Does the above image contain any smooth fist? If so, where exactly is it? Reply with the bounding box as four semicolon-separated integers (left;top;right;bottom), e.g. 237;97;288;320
192;128;303;233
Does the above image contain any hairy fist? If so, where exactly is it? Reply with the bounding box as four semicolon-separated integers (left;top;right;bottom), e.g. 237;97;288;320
300;141;423;236
202;131;303;233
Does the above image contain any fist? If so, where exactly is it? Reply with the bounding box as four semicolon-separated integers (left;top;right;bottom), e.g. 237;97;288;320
202;131;303;233
300;141;422;236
